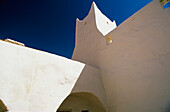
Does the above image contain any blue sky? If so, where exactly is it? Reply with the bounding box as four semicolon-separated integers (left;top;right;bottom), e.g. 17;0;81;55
0;0;152;58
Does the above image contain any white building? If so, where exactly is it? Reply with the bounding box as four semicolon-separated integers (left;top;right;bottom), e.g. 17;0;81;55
0;0;170;112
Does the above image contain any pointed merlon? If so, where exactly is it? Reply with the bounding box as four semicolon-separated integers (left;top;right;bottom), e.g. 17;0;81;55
77;2;117;36
93;2;117;36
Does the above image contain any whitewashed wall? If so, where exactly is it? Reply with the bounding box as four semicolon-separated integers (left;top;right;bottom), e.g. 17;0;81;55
0;40;107;112
73;1;170;112
0;40;85;112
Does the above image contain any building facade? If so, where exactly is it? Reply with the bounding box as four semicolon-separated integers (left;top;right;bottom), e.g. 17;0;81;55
0;0;170;112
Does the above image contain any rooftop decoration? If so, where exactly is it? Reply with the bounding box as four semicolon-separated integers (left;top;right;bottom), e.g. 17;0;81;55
159;0;170;8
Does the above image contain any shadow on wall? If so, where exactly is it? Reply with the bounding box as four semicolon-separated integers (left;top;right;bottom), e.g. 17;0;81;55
159;102;170;112
0;99;8;112
70;65;107;110
56;64;107;112
165;102;170;112
56;92;106;112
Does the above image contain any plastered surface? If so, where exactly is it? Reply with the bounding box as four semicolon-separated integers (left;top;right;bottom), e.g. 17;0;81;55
73;1;170;112
0;40;85;112
0;40;107;112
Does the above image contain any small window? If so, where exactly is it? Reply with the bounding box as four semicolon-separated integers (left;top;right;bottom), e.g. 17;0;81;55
82;110;89;112
57;109;71;112
105;34;112;44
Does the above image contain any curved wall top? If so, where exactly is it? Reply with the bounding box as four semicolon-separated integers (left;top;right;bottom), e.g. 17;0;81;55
57;92;107;112
0;40;85;112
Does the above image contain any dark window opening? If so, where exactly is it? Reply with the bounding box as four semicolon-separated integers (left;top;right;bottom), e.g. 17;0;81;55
82;110;89;112
57;110;71;112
